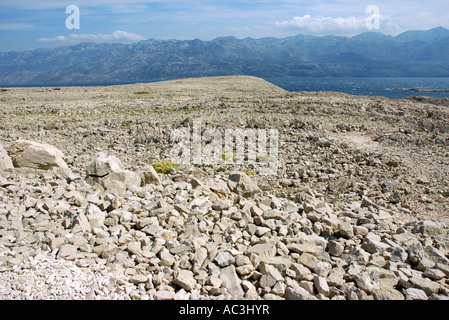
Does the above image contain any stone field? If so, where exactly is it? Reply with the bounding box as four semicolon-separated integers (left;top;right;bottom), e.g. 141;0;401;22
0;76;448;300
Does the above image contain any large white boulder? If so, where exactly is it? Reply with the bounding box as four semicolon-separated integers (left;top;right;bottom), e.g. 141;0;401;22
8;140;68;170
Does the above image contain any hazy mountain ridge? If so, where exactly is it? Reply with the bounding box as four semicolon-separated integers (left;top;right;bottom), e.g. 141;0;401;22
1;27;449;85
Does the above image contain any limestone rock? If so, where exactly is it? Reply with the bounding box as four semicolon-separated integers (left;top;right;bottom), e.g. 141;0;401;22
246;243;277;267
424;246;449;265
173;270;196;291
405;288;428;300
204;177;230;198
57;244;77;258
362;237;391;254
140;165;161;186
86;152;122;177
159;248;175;267
99;169;142;190
85;204;106;229
214;251;235;267
284;280;317;300
327;267;345;287
339;221;354;239
313;275;330;296
130;274;148;285
9;140;68;170
227;171;259;198
373;288;404;300
0;142;13;171
409;275;441;295
193;247;208;270
259;264;284;288
412;221;444;236
72;211;92;233
298;253;332;277
262;209;288;221
327;240;344;257
220;265;244;297
153;291;175;300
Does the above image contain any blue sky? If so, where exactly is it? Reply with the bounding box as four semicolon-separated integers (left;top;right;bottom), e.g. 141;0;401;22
1;0;448;52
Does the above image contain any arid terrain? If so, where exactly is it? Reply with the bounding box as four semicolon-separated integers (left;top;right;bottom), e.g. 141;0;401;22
0;75;448;300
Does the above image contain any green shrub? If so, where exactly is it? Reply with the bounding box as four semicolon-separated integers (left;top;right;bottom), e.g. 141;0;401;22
256;154;278;163
151;161;179;174
220;153;235;161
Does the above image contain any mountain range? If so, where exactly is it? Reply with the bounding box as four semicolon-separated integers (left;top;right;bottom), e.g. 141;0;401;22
1;27;449;85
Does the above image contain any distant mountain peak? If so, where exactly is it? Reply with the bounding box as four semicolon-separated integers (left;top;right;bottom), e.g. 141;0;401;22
212;36;239;42
351;31;391;41
396;26;449;41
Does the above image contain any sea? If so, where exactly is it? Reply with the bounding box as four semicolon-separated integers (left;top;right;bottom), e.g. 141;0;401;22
2;77;449;99
264;77;449;99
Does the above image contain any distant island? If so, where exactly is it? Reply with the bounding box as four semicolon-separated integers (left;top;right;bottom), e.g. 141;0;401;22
1;27;449;85
390;88;449;92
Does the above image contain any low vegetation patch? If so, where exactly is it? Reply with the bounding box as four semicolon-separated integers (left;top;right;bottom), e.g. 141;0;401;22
151;161;179;174
220;153;235;161
256;154;278;163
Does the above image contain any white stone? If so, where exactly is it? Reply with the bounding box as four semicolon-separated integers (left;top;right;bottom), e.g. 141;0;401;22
86;152;122;177
85;204;106;229
339;221;354;239
130;274;148;284
405;288;428;300
173;270;196;291
140;165;161;186
327;267;345;287
159;248;175;267
409;275;440;295
9;140;68;170
284;283;317;300
214;251;235;267
314;275;330;296
57;244;77;258
219;265;244;297
153;290;175;300
227;171;259;198
100;169;142;190
0;142;13;170
193;247;208;270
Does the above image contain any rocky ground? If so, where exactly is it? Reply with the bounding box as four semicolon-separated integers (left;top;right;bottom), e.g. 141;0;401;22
0;75;448;300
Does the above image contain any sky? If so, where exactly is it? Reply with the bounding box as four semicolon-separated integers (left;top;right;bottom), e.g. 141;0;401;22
0;0;448;52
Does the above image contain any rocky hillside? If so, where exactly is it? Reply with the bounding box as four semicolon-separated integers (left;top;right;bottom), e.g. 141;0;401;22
0;76;448;300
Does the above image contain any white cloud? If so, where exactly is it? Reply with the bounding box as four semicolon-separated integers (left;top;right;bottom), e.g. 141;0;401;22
276;11;449;36
276;14;367;35
38;30;146;43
